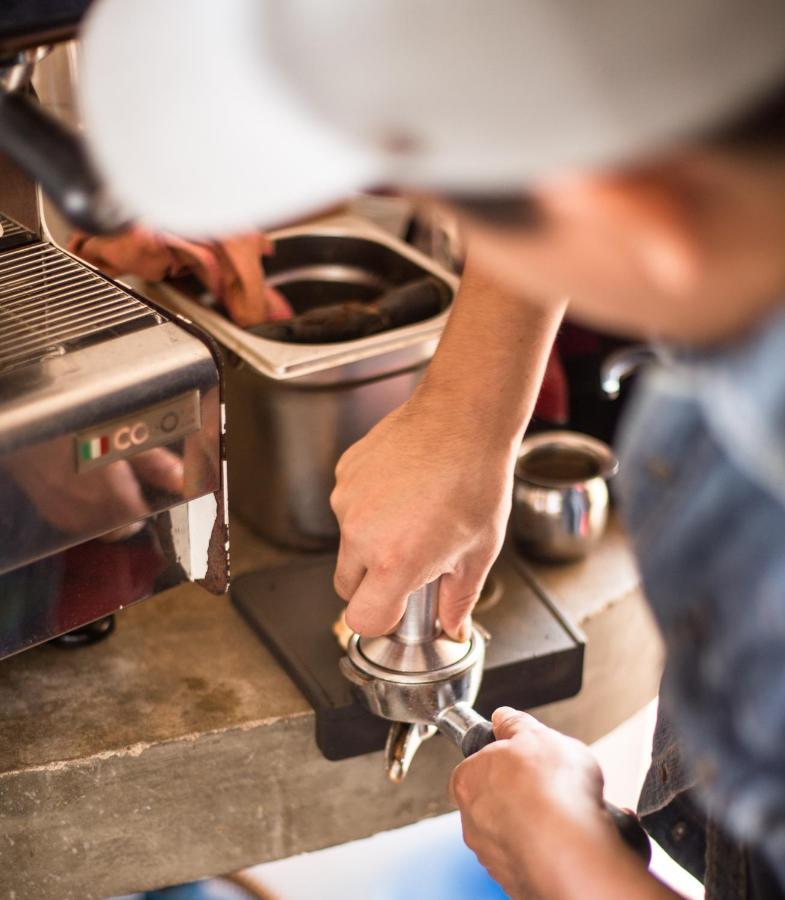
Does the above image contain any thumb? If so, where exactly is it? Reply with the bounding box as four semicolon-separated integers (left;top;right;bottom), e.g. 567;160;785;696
491;707;538;740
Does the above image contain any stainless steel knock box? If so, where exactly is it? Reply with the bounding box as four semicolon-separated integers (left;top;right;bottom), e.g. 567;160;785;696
149;216;459;549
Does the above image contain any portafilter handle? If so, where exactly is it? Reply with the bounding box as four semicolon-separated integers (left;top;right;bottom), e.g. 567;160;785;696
395;578;441;643
436;701;495;756
437;705;652;865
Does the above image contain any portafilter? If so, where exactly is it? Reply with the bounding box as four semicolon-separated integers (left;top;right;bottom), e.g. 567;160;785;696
341;578;651;863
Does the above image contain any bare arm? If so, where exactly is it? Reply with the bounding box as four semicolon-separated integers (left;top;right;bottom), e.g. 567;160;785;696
550;843;683;900
423;249;565;457
330;243;565;637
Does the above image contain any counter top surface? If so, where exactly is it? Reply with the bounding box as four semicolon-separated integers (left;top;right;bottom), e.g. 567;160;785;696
0;517;662;899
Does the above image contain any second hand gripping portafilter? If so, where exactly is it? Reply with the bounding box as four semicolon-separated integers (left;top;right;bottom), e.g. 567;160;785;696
340;579;652;864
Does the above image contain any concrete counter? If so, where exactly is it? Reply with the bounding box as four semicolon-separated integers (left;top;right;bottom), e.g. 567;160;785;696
0;517;662;899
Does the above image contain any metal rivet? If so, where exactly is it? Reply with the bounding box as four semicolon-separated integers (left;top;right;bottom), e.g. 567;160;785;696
671;821;688;842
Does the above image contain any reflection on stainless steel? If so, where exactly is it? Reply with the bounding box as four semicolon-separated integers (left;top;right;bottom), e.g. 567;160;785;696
434;702;491;750
390;580;439;644
149;218;458;549
600;344;656;399
0;47;50;93
0;212;36;249
358;580;471;674
342;577;489;782
0;29;227;661
0;318;221;570
0;222;227;659
268;263;387;299
384;721;438;785
512;431;619;562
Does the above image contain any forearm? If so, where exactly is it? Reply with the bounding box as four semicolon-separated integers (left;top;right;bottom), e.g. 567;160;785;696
421;243;566;450
544;826;683;900
330;242;566;636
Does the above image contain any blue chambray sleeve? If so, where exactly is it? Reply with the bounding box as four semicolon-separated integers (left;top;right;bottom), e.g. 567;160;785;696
616;359;785;889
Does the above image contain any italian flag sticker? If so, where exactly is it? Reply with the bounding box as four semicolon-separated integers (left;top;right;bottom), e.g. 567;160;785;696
80;436;110;461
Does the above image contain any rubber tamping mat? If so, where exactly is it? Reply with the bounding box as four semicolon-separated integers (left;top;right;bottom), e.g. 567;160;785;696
231;548;585;761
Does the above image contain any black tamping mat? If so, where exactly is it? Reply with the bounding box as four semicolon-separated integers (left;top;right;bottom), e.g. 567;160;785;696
231;548;585;761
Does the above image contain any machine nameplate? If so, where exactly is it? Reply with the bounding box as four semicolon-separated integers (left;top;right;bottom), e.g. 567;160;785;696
75;391;201;473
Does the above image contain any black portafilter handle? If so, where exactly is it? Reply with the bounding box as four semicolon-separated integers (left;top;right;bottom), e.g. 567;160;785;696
459;716;497;756
447;709;652;865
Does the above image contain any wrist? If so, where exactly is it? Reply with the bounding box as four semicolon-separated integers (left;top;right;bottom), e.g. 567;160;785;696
537;815;661;900
414;367;528;452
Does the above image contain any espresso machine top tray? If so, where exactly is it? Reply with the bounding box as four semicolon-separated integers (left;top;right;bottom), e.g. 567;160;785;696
232;549;584;760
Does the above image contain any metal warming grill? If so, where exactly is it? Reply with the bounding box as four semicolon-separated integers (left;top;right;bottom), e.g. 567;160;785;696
0;240;161;374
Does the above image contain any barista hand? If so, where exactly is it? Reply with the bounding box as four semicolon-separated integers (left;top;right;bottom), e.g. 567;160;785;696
331;243;566;638
69;227;291;327
331;384;514;639
451;708;679;900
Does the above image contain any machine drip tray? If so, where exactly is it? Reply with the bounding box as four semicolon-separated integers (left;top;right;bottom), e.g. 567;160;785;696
231;549;585;761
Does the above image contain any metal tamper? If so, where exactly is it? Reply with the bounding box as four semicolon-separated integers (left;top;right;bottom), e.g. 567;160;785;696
340;578;651;863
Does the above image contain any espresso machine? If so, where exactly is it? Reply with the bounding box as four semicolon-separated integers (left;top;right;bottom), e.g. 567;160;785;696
0;5;229;659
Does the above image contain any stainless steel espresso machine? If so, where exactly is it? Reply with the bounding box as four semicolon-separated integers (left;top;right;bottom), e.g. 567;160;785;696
0;5;228;659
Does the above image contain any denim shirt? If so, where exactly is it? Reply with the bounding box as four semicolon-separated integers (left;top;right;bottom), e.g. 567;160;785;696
614;308;785;898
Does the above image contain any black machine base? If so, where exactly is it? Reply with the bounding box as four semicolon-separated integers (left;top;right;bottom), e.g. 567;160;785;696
231;549;585;761
50;614;116;648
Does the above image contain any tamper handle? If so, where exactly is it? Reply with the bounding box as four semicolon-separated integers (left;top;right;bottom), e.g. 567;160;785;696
441;706;652;865
395;579;440;643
